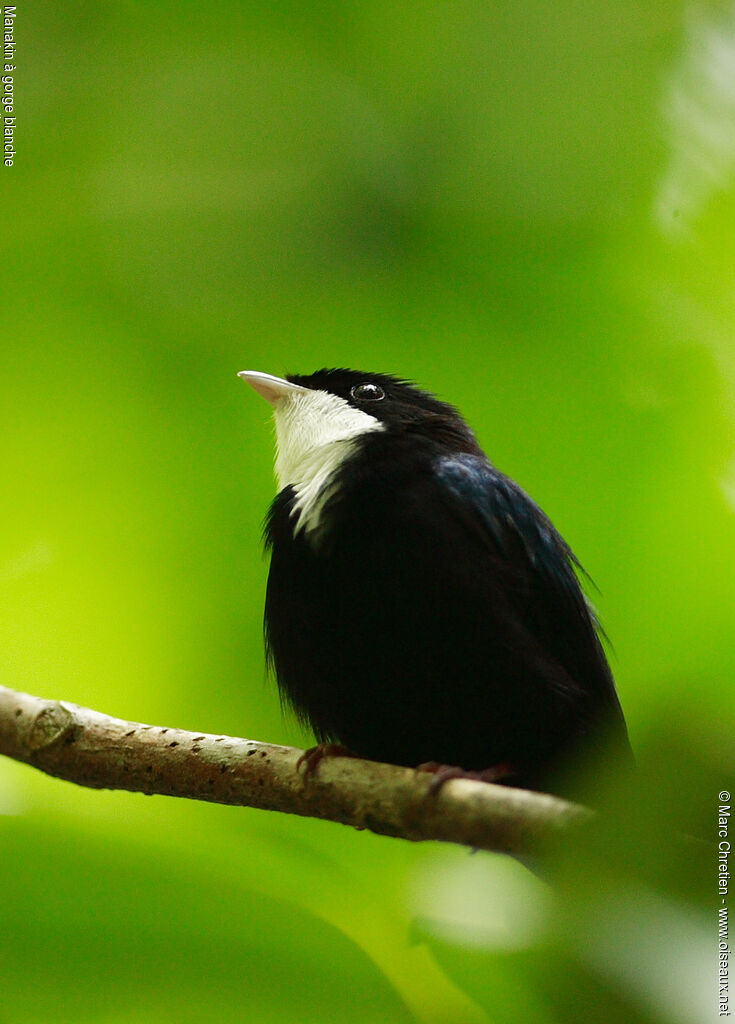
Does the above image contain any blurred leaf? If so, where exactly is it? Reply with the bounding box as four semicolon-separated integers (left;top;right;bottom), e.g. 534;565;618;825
0;817;413;1024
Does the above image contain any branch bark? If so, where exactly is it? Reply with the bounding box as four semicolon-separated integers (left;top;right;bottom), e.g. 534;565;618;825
0;685;590;857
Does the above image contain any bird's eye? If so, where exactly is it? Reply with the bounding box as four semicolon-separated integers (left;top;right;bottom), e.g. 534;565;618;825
350;383;385;402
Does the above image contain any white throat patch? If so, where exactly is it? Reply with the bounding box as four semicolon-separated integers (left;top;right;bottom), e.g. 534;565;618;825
272;388;384;536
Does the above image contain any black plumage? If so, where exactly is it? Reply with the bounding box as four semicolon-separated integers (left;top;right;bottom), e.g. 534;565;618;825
244;367;632;796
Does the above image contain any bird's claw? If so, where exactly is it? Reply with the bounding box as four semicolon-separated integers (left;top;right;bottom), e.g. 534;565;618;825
297;743;356;778
416;760;517;795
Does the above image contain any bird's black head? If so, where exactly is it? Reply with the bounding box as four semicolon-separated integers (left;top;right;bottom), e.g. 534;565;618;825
239;367;482;533
286;368;479;447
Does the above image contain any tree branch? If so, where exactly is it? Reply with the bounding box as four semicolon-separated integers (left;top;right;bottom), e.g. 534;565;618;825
0;685;590;857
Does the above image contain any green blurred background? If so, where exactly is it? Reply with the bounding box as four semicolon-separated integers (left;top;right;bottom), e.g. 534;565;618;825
1;2;733;1021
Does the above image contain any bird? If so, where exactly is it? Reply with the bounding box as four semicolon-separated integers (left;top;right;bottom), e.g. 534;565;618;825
239;367;633;797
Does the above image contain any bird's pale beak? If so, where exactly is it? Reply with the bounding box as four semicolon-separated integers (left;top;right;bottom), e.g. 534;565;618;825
238;370;308;406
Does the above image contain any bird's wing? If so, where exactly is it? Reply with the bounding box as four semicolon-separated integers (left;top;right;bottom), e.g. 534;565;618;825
434;452;622;714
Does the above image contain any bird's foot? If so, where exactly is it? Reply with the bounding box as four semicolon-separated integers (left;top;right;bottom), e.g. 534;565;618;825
297;743;356;779
416;760;518;795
